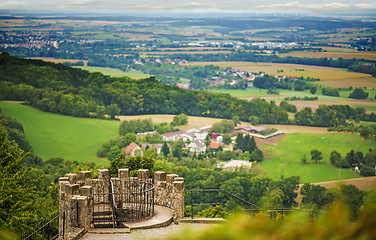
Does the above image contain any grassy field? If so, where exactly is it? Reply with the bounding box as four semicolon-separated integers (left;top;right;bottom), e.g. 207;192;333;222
209;88;376;112
209;88;350;101
75;66;150;79
259;133;375;183
0;102;120;165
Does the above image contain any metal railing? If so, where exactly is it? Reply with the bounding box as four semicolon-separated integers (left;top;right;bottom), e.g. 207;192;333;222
92;178;155;227
186;189;318;221
186;189;260;218
23;201;78;240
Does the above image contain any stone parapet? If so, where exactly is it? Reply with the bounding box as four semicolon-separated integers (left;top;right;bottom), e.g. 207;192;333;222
59;169;184;235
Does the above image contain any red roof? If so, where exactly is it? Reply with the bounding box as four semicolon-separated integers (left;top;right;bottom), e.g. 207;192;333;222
125;142;139;155
208;142;223;149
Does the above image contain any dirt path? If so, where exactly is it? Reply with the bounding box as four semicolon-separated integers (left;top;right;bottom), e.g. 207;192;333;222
354;138;364;151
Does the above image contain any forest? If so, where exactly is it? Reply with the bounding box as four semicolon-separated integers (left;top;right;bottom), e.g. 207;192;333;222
1;53;375;128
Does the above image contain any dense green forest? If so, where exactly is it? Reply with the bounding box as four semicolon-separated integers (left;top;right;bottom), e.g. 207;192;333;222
0;53;289;124
1;53;375;128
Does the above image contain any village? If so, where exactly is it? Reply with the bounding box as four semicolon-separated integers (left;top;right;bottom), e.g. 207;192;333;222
123;124;284;171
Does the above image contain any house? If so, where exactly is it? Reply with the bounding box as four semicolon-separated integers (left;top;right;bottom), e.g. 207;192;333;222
162;131;193;142
141;143;172;154
208;142;223;150
217;159;252;171
124;142;142;157
236;126;266;134
187;140;207;155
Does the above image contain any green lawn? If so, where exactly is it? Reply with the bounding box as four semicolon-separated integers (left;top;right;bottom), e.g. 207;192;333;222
209;88;350;101
75;66;150;79
260;133;375;183
0;102;120;165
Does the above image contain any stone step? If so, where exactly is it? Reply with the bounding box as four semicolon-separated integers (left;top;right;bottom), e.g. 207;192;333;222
93;211;112;216
93;216;114;222
93;223;116;228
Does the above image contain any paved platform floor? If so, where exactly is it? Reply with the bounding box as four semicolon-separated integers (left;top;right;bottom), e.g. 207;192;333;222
81;223;214;240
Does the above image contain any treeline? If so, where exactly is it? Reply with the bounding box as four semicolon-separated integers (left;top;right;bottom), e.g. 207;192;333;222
253;75;314;91
0;53;289;124
329;148;376;176
294;105;376;127
165;52;376;76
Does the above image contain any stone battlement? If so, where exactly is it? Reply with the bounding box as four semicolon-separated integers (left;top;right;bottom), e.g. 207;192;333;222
58;169;184;238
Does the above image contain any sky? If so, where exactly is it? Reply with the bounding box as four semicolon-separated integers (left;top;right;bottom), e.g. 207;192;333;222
1;0;376;15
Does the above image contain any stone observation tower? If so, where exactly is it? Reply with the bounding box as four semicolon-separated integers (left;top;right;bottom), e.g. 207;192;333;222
58;169;184;237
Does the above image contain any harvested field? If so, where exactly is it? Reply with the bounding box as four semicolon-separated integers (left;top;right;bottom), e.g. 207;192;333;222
259;124;329;134
28;57;88;66
118;114;222;130
144;50;232;55
279;51;376;60
318;77;376;89
185;62;370;81
312;177;376;190
289;100;376;113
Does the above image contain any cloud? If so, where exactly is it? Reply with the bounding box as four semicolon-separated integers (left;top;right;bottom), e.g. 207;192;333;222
253;1;376;12
0;0;26;8
0;0;375;14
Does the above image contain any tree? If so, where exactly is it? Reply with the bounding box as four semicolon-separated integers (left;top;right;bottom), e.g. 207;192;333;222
172;139;185;160
250;149;264;162
232;116;241;127
106;103;120;119
107;146;121;161
162;142;170;157
360;166;375;176
301;154;307;164
300;183;331;209
235;133;244;151
338;184;364;217
172;113;188;126
223;134;232;145
96;105;106;118
211;120;235;134
0;127;41;236
249;115;259;125
329;151;342;165
310;86;317;94
349;88;369;99
311;149;323;163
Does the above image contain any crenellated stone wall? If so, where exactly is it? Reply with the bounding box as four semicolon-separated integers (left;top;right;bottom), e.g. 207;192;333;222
59;169;184;236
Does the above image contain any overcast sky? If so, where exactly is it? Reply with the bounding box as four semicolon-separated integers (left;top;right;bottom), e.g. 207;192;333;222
1;0;376;15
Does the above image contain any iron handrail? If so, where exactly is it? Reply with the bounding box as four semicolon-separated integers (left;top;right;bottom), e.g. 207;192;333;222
109;179;117;228
23;201;77;240
186;188;260;218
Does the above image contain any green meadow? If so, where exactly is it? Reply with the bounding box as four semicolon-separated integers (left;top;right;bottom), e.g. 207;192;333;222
75;66;150;79
209;88;350;101
0;102;120;165
260;133;376;183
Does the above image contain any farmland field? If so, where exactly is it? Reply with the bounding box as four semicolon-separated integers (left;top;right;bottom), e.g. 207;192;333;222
118;114;224;131
279;50;376;60
259;133;375;183
0;102;119;164
318;77;376;89
186;61;371;81
75;66;150;79
28;57;88;66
